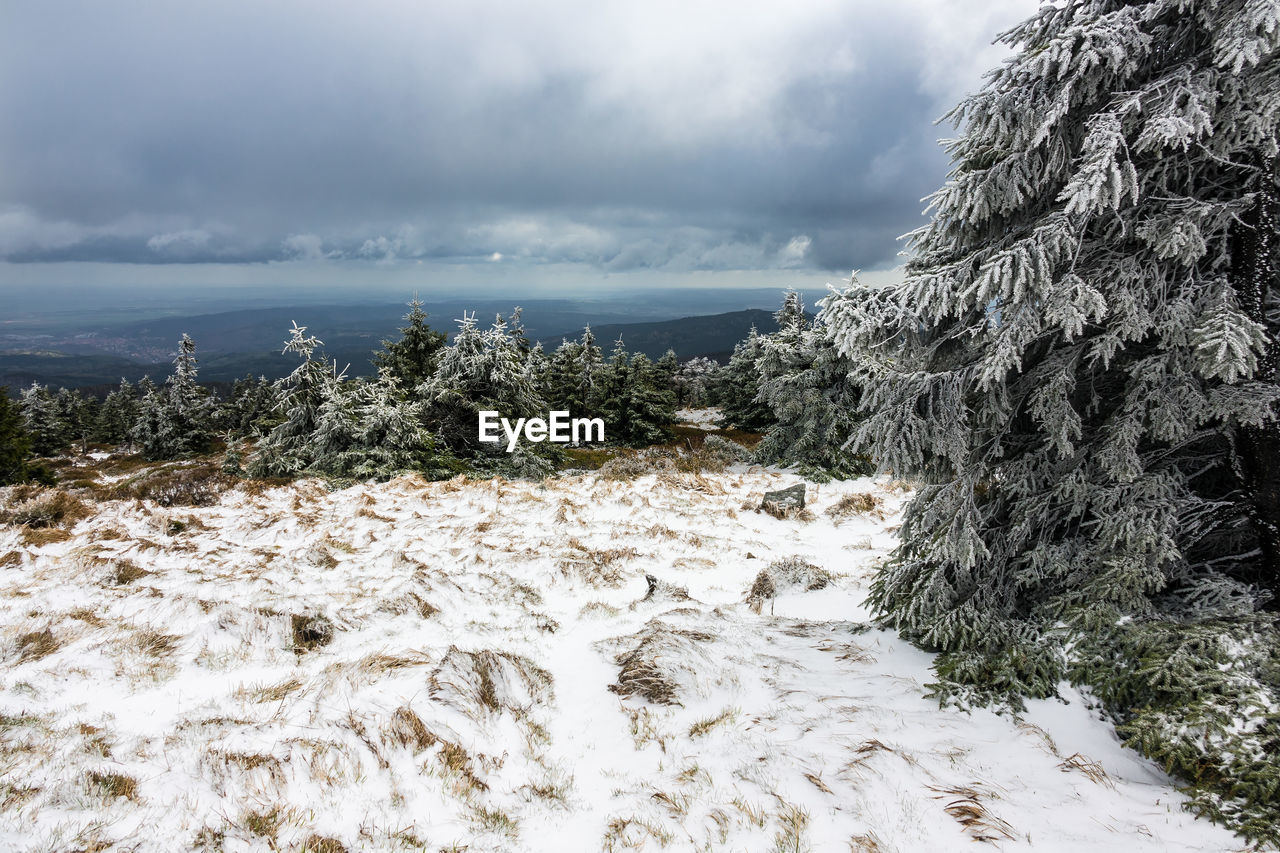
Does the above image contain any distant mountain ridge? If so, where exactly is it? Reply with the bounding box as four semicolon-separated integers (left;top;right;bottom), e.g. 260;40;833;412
537;309;781;362
1;306;789;392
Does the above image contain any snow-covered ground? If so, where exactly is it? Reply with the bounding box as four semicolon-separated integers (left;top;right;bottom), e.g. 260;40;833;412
0;466;1244;851
674;408;721;430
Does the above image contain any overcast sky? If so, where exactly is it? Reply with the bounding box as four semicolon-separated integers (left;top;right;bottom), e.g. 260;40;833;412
0;0;1038;297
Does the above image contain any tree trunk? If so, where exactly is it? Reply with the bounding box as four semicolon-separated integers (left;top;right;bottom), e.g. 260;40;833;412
1231;152;1280;607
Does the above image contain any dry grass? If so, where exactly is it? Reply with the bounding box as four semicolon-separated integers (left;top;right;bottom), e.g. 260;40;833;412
603;815;675;850
384;706;438;752
301;835;348;853
16;627;60;662
86;770;139;802
242;807;281;839
824;492;885;522
107;558;151;586
430;647;553;716
747;557;833;614
772;803;811;853
560;541;639;587
245;677;303;704
291;613;335;651
19;527;73;546
1058;752;1114;787
930;785;1016;843
688;707;737;738
133;629;179;658
609;618;716;706
0;489;92;529
106;463;237;507
848;832;886;852
762;503;816;522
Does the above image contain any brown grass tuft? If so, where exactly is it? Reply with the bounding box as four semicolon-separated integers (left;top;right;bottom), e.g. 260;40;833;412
930;786;1016;842
1;489;91;529
384;706;438;752
86;770;139;801
108;463;237;507
291;613;335;651
825;492;885;522
19;527;73;546
301;835;348;853
108;558;151;586
16;627;60;662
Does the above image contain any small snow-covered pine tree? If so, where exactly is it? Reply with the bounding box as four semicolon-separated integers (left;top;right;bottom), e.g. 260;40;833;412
20;383;68;457
95;379;139;445
0;388;33;485
250;323;334;477
374;297;446;386
716;328;774;431
133;335;215;460
756;288;872;479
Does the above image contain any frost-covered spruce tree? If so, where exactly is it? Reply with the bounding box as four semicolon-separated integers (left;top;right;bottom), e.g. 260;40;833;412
54;388;98;450
825;0;1280;839
0;389;34;485
756;288;872;479
133;335;215;460
249;323;333;477
19;383;68;457
674;356;722;408
220;374;280;439
543;338;583;410
716;328;774;431
419;313;552;476
95;379;139;445
337;374;452;480
374;297;446;386
575;326;605;412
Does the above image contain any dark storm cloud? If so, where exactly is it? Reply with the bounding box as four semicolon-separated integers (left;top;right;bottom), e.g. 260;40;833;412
0;0;1036;275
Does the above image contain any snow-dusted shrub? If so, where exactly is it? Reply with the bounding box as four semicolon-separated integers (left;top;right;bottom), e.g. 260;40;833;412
0;488;90;529
746;556;833;613
598;451;673;481
701;434;751;463
107;463;236;507
289;613;334;651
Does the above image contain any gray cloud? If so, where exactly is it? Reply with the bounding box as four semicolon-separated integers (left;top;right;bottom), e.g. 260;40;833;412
0;0;1037;278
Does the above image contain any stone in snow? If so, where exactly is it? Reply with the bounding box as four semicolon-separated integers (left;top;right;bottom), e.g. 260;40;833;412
760;483;805;513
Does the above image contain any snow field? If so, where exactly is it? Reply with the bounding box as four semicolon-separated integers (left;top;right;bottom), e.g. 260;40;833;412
0;466;1244;851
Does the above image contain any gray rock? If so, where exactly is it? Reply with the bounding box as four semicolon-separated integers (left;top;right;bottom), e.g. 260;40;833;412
760;484;806;514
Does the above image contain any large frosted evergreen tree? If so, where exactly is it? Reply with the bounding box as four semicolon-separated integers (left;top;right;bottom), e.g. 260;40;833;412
825;0;1279;839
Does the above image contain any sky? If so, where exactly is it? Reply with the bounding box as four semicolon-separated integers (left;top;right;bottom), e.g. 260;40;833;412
0;0;1038;299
